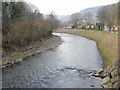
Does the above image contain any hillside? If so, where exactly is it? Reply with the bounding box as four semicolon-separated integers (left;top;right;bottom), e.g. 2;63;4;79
57;15;71;23
58;3;117;23
79;6;103;16
58;6;103;23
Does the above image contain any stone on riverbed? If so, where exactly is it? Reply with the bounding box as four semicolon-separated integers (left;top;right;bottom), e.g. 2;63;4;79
101;76;110;85
100;60;120;89
102;83;112;88
15;58;22;63
94;71;102;77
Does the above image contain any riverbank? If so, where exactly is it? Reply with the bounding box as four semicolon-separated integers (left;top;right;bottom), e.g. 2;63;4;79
2;35;62;68
56;29;118;67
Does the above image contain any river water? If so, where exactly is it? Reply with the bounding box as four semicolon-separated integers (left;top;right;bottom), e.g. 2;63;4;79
3;33;103;88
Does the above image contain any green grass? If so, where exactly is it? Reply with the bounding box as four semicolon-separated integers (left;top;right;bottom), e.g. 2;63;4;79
57;29;118;67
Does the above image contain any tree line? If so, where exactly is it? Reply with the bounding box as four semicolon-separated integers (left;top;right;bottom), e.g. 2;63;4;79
2;1;60;52
63;2;119;31
69;12;94;28
97;2;118;31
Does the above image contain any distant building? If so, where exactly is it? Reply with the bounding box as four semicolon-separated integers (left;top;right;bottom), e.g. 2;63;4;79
103;25;109;32
65;26;72;29
76;19;96;29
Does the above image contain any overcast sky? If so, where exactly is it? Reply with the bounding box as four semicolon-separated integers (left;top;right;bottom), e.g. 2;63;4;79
25;0;118;15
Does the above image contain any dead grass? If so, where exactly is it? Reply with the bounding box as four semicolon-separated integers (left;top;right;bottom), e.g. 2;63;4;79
2;36;62;66
57;29;118;67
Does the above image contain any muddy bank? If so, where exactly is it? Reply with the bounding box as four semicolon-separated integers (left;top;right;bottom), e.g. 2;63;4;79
2;35;62;68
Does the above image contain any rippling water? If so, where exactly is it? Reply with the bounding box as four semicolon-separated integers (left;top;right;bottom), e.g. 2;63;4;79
3;33;103;88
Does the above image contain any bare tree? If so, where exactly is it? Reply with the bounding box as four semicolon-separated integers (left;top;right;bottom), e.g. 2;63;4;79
83;12;94;25
70;13;82;28
47;11;60;31
97;3;118;32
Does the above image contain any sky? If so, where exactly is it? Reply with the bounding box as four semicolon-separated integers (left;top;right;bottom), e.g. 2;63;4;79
25;0;118;15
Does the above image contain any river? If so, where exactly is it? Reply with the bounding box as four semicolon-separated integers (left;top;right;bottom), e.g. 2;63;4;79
3;33;103;88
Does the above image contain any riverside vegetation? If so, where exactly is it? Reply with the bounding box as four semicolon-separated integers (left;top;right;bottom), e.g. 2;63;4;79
2;2;60;67
57;29;119;88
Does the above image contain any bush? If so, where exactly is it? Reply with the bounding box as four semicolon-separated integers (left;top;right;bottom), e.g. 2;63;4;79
2;2;60;52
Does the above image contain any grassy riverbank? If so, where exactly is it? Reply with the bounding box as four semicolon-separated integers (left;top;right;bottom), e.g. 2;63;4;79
57;29;118;67
2;35;62;68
